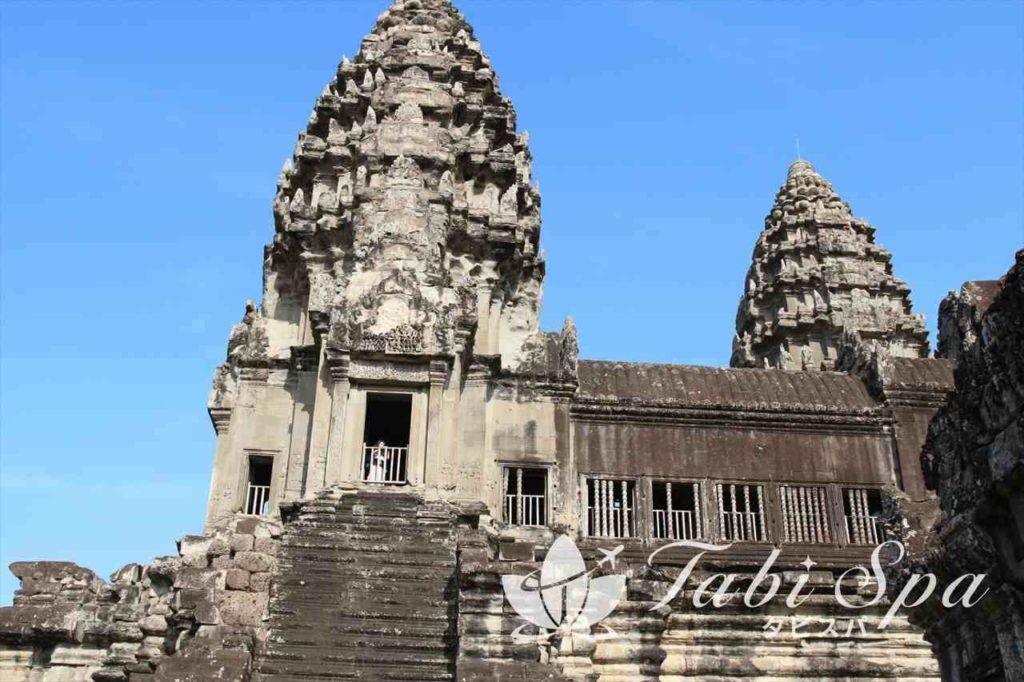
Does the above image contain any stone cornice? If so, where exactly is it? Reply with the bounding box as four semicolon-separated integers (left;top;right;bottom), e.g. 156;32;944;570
571;400;888;434
208;407;232;435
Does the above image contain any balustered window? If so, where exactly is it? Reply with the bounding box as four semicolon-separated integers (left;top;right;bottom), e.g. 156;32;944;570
780;485;832;543
503;467;547;527
843;488;884;545
652;481;703;540
585;478;637;538
715;483;767;542
245;455;273;516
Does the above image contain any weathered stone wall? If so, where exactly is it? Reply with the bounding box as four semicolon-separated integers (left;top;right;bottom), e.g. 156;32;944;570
0;517;281;681
893;250;1024;681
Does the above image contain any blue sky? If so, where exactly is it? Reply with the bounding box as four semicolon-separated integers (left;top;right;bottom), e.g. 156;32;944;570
1;1;1021;603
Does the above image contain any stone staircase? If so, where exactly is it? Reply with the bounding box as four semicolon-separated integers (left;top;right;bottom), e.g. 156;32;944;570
253;488;458;681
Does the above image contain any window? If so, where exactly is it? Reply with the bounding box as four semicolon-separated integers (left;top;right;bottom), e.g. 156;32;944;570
503;467;547;527
843;488;883;545
780;485;832;543
362;393;412;484
652;481;703;540
245;456;273;515
715;483;767;542
586;478;637;538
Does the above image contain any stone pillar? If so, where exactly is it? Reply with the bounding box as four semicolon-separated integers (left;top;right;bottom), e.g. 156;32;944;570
324;351;351;486
283;371;316;501
457;362;489;501
303;343;334;495
423;360;448;487
474;286;493;355
203;408;234;531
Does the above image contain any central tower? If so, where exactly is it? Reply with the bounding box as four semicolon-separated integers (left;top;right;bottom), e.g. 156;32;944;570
267;0;543;364
204;0;571;529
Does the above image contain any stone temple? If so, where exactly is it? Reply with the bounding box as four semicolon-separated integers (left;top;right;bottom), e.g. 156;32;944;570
2;1;1021;680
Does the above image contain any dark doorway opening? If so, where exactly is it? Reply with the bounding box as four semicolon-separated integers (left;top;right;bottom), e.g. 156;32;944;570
364;393;412;446
245;456;273;515
362;393;412;483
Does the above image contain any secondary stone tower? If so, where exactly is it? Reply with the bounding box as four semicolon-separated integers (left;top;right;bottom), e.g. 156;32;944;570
732;159;929;370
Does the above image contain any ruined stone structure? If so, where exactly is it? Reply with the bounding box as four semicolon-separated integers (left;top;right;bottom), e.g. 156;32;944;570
0;1;1014;680
888;252;1023;681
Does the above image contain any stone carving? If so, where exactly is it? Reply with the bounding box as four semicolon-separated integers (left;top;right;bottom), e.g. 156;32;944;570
394;101;424;122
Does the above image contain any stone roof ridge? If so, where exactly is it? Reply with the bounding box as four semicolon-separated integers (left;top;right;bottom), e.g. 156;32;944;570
580;357;856;377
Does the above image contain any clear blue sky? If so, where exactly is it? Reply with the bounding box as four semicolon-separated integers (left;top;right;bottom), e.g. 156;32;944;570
1;1;1021;603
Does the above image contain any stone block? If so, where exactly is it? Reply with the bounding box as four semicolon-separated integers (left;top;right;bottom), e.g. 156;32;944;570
177;536;212;558
253;537;278;556
175;587;212;610
111;563;143;585
218;592;268;627
233;551;275;573
105;641;140;666
173;568;222;591
152;645;251;682
180;553;209;569
106;620;145;643
225;568;250;591
207;537;231;557
229;535;254;553
498;540;534;562
249;572;271;593
194;599;221;626
139;614;168;635
232;518;260;535
49;644;108;666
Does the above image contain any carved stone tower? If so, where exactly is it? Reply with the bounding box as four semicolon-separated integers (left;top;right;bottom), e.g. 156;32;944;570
732;159;929;370
203;0;566;529
266;0;543;365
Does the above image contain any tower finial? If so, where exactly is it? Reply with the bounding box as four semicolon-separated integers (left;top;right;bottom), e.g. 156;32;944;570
796;137;802;160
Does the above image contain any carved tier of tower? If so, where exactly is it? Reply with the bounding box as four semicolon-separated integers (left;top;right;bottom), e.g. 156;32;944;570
263;0;543;367
732;159;929;371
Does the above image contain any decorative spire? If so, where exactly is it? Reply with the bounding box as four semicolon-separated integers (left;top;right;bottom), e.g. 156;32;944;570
731;159;929;371
787;158;816;179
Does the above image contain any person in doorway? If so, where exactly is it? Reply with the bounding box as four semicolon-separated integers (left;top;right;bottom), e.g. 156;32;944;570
368;439;388;482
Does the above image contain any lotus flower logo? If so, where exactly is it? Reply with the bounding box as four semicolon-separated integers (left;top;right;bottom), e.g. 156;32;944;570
502;535;625;642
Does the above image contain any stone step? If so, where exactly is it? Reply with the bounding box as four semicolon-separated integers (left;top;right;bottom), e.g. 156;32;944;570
273;576;453;595
277;548;452;567
255;490;456;682
253;659;450;675
264;632;449;653
274;560;453;580
256;647;452;675
268;597;450;619
282;523;453;539
272;616;451;639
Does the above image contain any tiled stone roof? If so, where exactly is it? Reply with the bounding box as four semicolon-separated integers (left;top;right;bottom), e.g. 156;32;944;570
578;359;877;412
